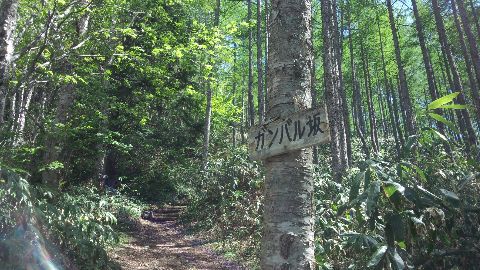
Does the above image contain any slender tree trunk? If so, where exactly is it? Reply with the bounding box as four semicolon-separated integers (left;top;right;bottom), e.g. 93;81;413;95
232;44;237;147
360;40;379;153
247;0;255;127
375;71;388;138
392;80;405;145
372;66;387;138
337;2;352;166
386;0;416;137
241;72;246;144
261;0;314;268
386;82;401;155
0;0;19;125
377;17;400;155
432;0;477;147
411;0;451;137
257;0;264;123
455;0;480;123
202;0;221;168
12;84;34;146
440;49;466;141
349;17;366;137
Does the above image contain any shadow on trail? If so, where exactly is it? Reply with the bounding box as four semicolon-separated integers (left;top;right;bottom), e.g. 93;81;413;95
110;206;244;270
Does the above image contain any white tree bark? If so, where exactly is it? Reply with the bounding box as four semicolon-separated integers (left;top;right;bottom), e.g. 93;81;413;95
261;0;314;269
0;0;19;125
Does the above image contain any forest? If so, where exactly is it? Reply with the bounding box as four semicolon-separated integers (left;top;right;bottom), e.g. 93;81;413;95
0;0;479;269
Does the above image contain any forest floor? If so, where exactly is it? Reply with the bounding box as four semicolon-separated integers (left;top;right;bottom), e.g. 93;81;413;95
110;206;245;270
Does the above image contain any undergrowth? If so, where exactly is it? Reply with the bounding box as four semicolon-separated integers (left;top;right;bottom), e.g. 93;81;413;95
0;167;143;270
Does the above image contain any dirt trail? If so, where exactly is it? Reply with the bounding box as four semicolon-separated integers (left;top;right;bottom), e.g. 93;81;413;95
110;206;244;270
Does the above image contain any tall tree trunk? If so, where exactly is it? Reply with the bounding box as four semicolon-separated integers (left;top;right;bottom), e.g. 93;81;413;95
337;1;352;166
202;0;221;168
232;44;237;147
386;0;416;137
0;0;19;126
432;0;477;147
322;0;347;181
360;40;379;153
42;0;91;186
440;49;467;141
261;0;314;268
241;72;246;144
247;0;255;127
377;16;401;155
410;0;453;157
411;0;451;138
12;84;34;146
455;0;480;123
257;0;265;123
311;6;318;164
392;80;405;145
264;0;269;112
348;12;369;157
469;0;480;41
349;16;366;137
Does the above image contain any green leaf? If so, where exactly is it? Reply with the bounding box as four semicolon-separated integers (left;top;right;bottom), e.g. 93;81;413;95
428;92;459;110
349;171;365;201
430;129;448;142
367;245;387;268
383;181;405;198
428;113;459;133
438;104;467;110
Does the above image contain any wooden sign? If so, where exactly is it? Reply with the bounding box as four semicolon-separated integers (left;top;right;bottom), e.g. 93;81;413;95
248;107;330;160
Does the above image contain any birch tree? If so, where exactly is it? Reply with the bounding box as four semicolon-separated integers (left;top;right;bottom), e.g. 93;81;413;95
261;0;315;268
0;0;19;125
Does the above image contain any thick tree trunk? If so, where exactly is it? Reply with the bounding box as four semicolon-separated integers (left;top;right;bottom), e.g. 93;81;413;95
386;0;416;137
0;0;19;125
432;0;477;147
264;0;269;111
257;0;264;123
455;0;480;123
469;0;480;41
42;0;90;186
310;9;318;165
247;0;255;127
323;0;347;181
261;0;314;268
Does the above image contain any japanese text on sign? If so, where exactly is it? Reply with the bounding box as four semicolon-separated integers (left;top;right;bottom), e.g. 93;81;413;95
248;107;330;160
